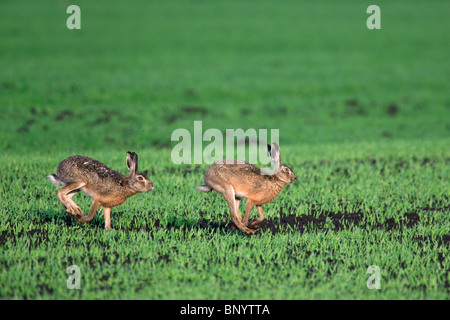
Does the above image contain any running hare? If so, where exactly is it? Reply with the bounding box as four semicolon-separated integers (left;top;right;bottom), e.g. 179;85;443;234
48;151;153;230
197;143;296;235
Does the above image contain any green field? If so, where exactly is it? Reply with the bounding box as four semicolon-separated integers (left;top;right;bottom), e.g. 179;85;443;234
0;0;449;300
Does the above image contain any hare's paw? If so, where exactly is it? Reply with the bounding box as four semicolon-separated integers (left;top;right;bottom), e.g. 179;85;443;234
66;205;83;218
248;219;261;229
228;221;238;231
72;206;83;218
242;227;258;236
228;222;257;235
77;216;90;223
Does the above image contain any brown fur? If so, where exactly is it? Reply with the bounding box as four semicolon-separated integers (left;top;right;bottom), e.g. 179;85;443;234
198;143;296;235
48;152;153;230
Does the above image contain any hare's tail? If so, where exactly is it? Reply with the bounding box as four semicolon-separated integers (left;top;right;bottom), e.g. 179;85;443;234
197;185;212;192
47;174;66;187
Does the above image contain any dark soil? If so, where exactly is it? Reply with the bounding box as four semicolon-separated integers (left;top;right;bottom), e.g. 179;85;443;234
123;202;447;240
55;110;73;121
181;105;208;115
258;211;363;233
387;103;399;116
1;202;448;249
345;99;366;115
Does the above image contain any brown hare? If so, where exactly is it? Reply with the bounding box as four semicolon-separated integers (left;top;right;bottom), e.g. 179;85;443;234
197;143;296;235
48;151;153;230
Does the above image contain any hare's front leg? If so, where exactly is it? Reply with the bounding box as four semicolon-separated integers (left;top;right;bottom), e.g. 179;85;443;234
103;207;113;230
57;182;85;217
242;200;255;226
248;205;264;229
77;200;100;224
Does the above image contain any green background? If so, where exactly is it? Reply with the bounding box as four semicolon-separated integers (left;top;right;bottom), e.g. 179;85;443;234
0;0;449;299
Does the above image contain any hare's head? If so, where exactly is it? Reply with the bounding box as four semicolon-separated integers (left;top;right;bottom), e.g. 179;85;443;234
277;164;297;184
268;143;297;184
126;151;154;192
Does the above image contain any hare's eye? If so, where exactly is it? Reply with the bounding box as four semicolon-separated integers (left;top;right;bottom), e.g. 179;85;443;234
138;176;144;181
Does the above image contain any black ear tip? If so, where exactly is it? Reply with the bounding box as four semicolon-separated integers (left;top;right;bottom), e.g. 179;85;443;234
267;144;271;152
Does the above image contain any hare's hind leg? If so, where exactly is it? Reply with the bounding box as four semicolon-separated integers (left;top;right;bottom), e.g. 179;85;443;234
57;182;86;217
222;188;256;235
229;198;241;231
234;198;241;219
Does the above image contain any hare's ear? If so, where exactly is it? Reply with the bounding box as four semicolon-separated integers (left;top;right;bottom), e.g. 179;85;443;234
268;143;281;171
126;151;138;176
133;153;139;172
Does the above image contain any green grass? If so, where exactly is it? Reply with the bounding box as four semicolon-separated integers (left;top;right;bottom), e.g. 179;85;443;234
0;0;449;300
